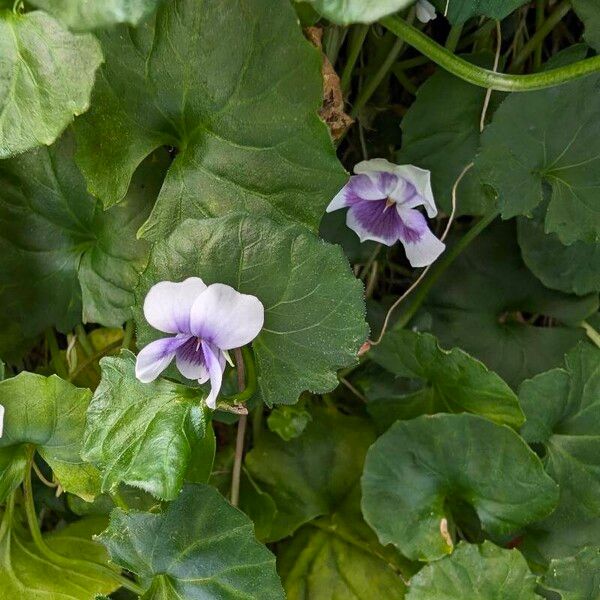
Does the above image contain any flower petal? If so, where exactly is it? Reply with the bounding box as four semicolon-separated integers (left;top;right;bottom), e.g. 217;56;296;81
346;199;403;246
135;335;190;383
396;207;445;267
393;164;437;218
202;341;225;409
416;0;437;23
175;337;209;382
143;277;207;334
327;172;389;212
190;284;264;350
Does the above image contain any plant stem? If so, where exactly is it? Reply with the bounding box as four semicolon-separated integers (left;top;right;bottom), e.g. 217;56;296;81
582;321;600;349
341;24;369;95
75;324;94;358
222;346;257;404
445;24;464;52
381;14;600;91
45;329;68;380
534;0;546;69
511;0;570;71
22;448;144;595
231;348;247;507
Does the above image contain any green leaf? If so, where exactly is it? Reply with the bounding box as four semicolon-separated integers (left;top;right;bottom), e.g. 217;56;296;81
541;546;600;600
82;350;209;501
475;74;600;244
0;372;98;502
98;483;285;600
245;408;376;541
397;54;500;216
430;0;529;24
520;343;600;561
573;0;600;52
361;413;559;562
0;10;102;158
518;212;600;296
0;511;119;599
423;221;598;388
28;0;163;30
0;134;165;358
371;329;524;428
74;0;345;239
297;0;412;24
135;215;368;408
267;405;312;441
406;541;540;599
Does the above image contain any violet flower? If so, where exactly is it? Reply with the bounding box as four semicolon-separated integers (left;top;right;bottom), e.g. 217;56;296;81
326;158;445;267
135;278;264;409
416;0;437;23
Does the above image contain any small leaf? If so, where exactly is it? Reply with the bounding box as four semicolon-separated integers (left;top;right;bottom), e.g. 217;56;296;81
371;329;524;428
406;541;540;599
135;215;368;407
0;372;98;502
98;483;285;599
541;546;600;600
267;405;312;441
298;0;413;24
361;413;558;561
82;350;209;501
0;10;102;158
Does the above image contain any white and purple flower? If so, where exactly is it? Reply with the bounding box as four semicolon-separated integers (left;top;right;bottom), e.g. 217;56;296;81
327;158;445;267
135;278;264;409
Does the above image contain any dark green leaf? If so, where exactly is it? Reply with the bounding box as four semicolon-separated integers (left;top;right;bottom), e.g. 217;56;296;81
297;0;412;24
82;351;209;501
98;483;285;599
0;10;102;158
0;372;98;502
423;221;598;388
406;541;540;599
541;546;600;600
74;0;345;239
430;0;529;24
361;413;559;561
371;329;524;428
573;0;600;51
135;215;368;407
520;343;600;561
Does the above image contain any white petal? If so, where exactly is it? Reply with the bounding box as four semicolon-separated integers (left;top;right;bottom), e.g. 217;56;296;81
353;158;398;176
326;183;351;212
202;341;224;409
416;0;437;23
135;336;188;383
394;164;437;218
0;404;4;438
400;227;445;267
176;352;209;381
143;277;207;334
190;284;264;350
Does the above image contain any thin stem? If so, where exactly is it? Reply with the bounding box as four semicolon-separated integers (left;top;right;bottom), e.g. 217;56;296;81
582;321;600;349
22;448;144;595
341;24;369;95
511;0;571;71
534;0;546;69
122;320;134;350
231;348;247;507
45;329;68;380
75;324;94;358
381;14;600;91
222;346;257;404
445;24;464;52
480;21;502;132
32;461;58;488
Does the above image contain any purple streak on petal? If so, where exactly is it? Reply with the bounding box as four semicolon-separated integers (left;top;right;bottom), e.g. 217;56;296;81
202;341;225;409
175;336;209;381
135;335;190;383
347;198;405;245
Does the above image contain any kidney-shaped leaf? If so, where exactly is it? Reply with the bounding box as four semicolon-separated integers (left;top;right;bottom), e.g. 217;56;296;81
0;372;98;502
135;215;368;407
0;10;102;158
371;329;524;428
74;0;345;239
98;484;285;600
406;541;540;599
541;546;600;600
361;413;559;562
83;351;209;501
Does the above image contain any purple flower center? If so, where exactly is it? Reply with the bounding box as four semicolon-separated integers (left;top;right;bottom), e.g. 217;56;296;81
177;336;206;366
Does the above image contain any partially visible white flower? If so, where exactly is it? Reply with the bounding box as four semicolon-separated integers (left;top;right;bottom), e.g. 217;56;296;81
416;0;437;23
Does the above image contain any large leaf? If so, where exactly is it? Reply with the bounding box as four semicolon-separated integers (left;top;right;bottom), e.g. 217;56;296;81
82;351;209;501
0;372;98;502
135;215;368;407
573;0;600;51
98;484;285;599
361;413;559;561
74;0;345;239
371;329;524;428
0;511;118;599
298;0;412;24
245;408;375;541
397;54;499;215
406;541;540;599
28;0;163;30
520;343;600;561
518;211;600;296
475;73;600;244
0;10;102;158
423;221;598;388
0;134;165;358
430;0;529;24
540;546;600;600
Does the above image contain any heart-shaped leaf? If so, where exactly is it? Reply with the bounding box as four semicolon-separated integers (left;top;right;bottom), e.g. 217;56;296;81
371;329;524;428
0;372;98;502
82;350;209;501
361;413;559;561
98;483;285;599
74;0;345;239
0;10;102;158
135;215;368;407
